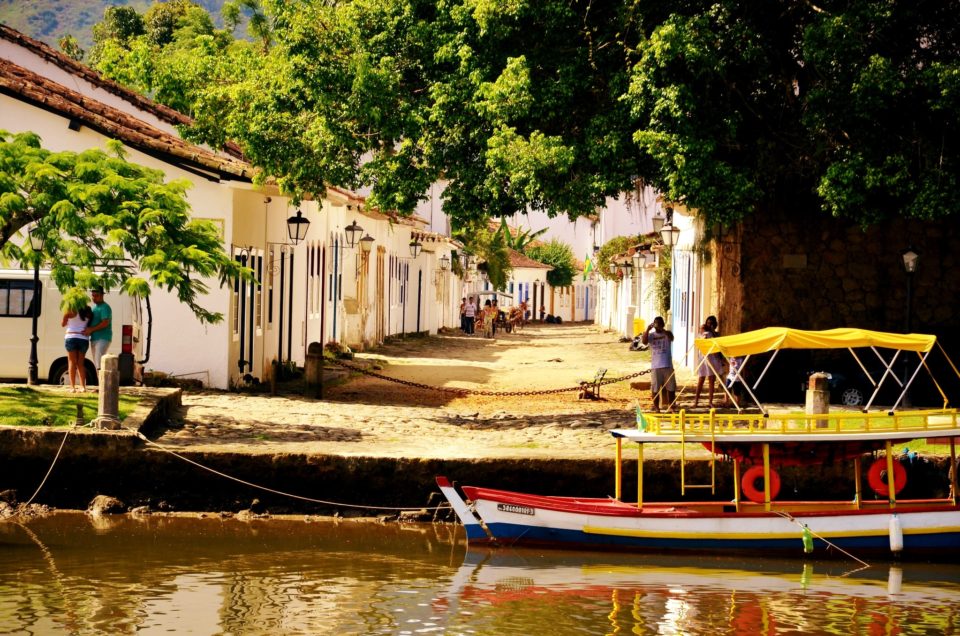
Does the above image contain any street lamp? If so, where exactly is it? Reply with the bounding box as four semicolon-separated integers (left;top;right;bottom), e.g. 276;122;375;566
900;247;920;406
286;209;310;245
652;211;666;234
359;234;375;254
608;262;617;276
409;238;423;259
439;254;450;271
27;226;45;385
344;220;363;248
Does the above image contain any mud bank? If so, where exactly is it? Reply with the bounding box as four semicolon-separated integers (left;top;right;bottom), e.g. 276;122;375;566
2;427;955;515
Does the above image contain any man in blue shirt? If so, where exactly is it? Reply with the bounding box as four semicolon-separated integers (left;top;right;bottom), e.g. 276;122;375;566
84;287;112;373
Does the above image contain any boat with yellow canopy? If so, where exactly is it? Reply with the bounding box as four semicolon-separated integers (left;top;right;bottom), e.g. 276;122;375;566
438;327;960;558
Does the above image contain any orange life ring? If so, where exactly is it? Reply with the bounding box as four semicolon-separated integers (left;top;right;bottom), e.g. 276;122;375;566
868;458;907;497
741;465;781;503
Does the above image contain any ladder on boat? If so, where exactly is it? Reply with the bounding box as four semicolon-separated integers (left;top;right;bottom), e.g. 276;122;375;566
680;409;716;496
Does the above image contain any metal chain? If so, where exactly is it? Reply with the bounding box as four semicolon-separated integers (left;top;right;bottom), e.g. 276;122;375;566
327;358;651;396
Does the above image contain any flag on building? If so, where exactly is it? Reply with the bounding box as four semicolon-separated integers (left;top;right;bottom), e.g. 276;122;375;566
582;254;593;280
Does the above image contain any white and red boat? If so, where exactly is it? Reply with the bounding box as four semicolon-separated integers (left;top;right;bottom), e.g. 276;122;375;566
438;328;960;558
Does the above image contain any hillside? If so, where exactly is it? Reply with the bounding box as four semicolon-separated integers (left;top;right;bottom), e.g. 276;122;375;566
0;0;226;52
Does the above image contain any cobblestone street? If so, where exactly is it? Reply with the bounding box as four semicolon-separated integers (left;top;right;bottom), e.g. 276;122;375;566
157;323;706;460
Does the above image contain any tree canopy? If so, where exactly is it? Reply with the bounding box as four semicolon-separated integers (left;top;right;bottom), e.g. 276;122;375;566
525;240;576;288
0;131;246;321
85;0;960;229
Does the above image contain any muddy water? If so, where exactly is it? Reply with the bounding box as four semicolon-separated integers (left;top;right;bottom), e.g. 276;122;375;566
2;513;959;635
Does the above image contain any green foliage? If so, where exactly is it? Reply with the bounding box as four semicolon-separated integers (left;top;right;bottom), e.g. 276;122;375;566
628;1;960;226
61;0;960;229
0;131;248;321
58;34;85;61
498;217;547;252
86;0;256;117
454;220;511;290
649;250;672;316
595;235;639;282
525;239;575;287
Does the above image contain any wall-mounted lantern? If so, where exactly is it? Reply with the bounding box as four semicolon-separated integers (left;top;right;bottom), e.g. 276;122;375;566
286;210;310;245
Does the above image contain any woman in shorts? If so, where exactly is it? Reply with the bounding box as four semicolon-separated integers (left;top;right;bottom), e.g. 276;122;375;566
62;304;93;392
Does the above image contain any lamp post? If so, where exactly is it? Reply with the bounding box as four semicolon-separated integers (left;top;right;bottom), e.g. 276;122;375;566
27;227;45;385
286;209;310;245
901;247;919;407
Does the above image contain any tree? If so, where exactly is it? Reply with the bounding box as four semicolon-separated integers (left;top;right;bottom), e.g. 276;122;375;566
96;1;958;230
86;1;257;117
499;217;547;252
454;220;511;290
0;131;247;321
525;240;576;287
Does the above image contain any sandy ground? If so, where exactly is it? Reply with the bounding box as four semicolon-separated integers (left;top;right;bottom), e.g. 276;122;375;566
158;322;710;460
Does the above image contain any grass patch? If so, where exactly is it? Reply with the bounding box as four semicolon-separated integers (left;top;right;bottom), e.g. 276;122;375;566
0;386;139;427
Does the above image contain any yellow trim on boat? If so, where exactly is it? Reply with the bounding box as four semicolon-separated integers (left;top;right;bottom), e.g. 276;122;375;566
581;525;960;540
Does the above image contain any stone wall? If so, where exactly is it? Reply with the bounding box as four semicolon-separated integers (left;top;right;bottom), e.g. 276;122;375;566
718;213;959;340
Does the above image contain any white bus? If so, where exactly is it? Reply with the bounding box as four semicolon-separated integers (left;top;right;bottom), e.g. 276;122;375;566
0;269;147;385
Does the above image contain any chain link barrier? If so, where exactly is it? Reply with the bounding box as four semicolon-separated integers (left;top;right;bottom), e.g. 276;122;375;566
327;358;651;397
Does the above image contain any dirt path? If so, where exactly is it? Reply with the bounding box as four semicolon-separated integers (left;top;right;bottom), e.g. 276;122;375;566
159;323;707;460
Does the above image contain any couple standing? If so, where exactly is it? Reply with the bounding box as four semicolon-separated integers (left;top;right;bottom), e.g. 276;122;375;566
61;287;112;392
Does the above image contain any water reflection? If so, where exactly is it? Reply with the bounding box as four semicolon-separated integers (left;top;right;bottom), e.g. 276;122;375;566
1;513;959;634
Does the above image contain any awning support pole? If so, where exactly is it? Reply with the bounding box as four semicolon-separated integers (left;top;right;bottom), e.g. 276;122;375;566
763;443;772;512
733;459;741;513
950;437;957;504
864;350;902;412
854;456;862;510
752;349;780;390
885;440;897;509
890;349;932;412
637;443;644;509
615;437;622;500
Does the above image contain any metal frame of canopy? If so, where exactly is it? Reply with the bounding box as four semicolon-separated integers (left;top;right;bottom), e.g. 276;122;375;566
692;327;959;413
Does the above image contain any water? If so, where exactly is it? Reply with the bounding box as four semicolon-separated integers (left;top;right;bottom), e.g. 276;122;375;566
2;513;959;635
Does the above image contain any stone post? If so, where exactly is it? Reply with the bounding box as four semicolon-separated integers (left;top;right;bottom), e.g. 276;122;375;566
806;372;830;428
94;354;121;430
304;342;324;399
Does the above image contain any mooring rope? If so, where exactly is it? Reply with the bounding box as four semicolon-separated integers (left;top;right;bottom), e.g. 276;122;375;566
24;427;72;506
135;432;451;513
774;510;870;567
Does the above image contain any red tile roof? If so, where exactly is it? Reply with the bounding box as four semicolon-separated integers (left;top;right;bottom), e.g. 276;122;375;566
0;58;255;181
508;249;552;269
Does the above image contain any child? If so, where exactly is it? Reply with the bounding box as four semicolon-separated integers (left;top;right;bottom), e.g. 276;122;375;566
725;356;744;407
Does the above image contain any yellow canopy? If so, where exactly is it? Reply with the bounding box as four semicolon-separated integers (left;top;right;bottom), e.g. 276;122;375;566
695;327;937;358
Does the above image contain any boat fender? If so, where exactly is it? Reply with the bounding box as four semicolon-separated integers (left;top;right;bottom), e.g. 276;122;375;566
801;525;814;554
888;566;903;594
741;465;781;503
889;514;904;554
868;459;907;497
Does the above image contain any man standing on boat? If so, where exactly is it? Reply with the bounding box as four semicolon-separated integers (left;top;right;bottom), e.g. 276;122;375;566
642;316;676;411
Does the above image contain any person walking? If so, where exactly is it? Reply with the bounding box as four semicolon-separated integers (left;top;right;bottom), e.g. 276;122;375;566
464;296;476;335
84;286;112;374
694;315;723;408
62;304;93;392
641;316;676;412
459;297;467;332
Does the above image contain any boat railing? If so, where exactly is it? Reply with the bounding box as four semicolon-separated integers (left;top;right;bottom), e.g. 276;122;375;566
645;408;959;436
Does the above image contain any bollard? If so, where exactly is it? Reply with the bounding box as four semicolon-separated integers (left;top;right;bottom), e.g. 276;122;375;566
304;342;324;399
74;403;85;427
806;372;830;428
93;354;121;430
